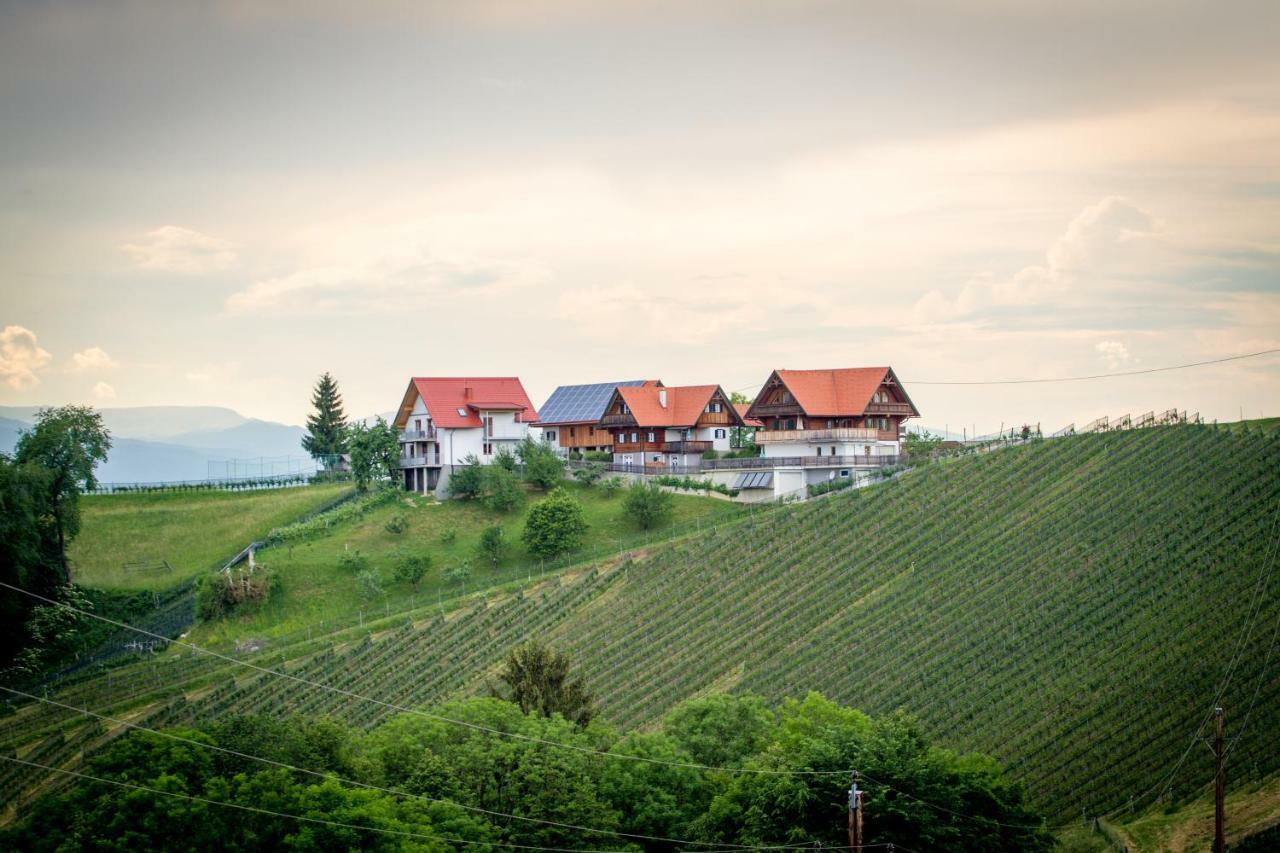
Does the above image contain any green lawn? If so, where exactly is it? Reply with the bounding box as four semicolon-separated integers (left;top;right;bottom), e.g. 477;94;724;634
191;482;743;646
69;484;354;590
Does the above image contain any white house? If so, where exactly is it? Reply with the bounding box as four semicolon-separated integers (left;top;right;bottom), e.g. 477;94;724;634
392;376;538;496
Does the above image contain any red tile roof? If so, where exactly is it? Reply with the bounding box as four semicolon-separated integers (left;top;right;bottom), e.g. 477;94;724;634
397;377;538;429
735;403;764;428
614;384;743;428
755;367;920;418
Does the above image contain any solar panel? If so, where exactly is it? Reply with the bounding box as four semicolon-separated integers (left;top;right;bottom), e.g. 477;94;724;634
538;380;648;424
732;472;774;489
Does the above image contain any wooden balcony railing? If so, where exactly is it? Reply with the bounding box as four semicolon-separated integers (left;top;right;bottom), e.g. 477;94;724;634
755;427;892;443
664;440;712;453
702;454;899;470
599;413;635;427
865;401;915;416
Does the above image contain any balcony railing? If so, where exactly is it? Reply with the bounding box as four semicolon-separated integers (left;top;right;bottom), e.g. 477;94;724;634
398;455;440;468
755;427;895;444
664;440;712;454
702;454;899;470
865;401;915;416
400;429;437;442
599;413;635;427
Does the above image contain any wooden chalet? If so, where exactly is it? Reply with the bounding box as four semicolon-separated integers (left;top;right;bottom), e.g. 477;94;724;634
599;383;745;467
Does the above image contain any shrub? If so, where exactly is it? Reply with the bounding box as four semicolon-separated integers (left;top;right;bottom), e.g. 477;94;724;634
493;446;518;472
384;514;408;535
623;481;673;530
601;477;624;497
583;450;612;463
477;524;506;567
484;465;525;513
356;568;384;600
518;437;566;490
197;567;280;621
572;462;605;487
701;448;719;460
523;487;588;558
448;455;485;500
393;553;431;590
439;527;458;545
444;561;472;586
338;550;370;573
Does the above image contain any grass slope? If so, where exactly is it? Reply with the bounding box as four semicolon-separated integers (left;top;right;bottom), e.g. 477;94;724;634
68;484;353;590
6;425;1278;832
191;482;743;646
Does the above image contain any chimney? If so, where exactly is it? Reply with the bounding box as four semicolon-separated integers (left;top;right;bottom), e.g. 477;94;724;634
658;387;667;408
463;385;472;400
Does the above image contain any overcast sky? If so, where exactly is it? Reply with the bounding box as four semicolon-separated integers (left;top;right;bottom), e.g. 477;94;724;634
2;0;1278;432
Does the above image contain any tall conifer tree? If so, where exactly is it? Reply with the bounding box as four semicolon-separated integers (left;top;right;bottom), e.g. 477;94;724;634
302;372;348;463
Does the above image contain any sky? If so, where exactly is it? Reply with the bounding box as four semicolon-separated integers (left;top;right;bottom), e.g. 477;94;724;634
2;0;1278;433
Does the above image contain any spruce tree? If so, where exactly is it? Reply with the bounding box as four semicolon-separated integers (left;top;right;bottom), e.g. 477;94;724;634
302;372;348;464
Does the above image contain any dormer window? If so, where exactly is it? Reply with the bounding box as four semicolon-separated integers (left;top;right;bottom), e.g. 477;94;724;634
456;407;468;417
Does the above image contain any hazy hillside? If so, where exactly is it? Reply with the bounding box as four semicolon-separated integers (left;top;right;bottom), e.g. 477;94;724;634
4;425;1277;831
0;406;305;483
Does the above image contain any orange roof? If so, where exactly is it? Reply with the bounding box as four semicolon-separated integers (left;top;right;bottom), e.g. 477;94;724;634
614;384;744;428
754;367;920;418
396;377;538;429
734;402;764;428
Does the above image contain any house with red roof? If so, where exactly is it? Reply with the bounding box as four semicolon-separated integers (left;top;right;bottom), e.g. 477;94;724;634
744;366;919;461
597;383;745;468
392;377;538;495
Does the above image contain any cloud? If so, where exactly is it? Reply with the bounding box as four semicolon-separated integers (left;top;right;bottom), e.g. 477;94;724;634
121;226;237;274
0;325;53;389
227;249;548;313
910;197;1170;326
71;346;117;371
92;381;117;400
1095;340;1133;369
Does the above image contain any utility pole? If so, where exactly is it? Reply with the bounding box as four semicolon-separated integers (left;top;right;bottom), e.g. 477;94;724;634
847;771;863;851
1214;707;1225;853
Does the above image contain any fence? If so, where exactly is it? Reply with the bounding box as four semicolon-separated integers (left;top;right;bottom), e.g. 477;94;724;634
83;470;351;495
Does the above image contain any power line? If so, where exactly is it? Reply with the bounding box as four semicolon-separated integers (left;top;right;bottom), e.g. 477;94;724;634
0;580;848;778
729;347;1280;394
0;685;792;851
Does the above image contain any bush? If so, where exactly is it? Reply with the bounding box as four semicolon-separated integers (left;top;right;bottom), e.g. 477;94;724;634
601;476;625;497
484;465;525;513
338;550;370;573
444;561;472;586
624;481;673;530
493;446;518;472
448;455;485;500
384;514;408;535
572;462;605;487
523;487;588;558
197;567;280;621
477;524;506;566
356;568;384;600
518;437;566;490
701;448;719;460
439;527;458;545
393;553;431;590
583;450;612;462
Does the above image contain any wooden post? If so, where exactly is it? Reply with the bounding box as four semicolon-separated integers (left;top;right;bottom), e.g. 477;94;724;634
847;771;863;851
1214;707;1225;853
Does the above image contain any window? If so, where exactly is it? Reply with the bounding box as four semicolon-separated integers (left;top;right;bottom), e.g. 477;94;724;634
816;446;823;456
485;416;494;437
646;431;655;443
827;419;834;429
831;446;836;456
414;418;422;431
706;401;723;413
547;430;557;441
569;426;576;437
631;432;638;444
456;407;468;417
483;443;493;455
620;402;630;414
714;428;726;439
409;445;415;457
840;469;851;478
779;391;792;403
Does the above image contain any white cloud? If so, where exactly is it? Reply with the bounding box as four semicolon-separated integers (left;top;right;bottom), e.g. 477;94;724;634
911;196;1167;325
121;226;237;274
92;381;117;400
0;325;53;389
1095;340;1133;369
227;248;548;313
72;346;117;371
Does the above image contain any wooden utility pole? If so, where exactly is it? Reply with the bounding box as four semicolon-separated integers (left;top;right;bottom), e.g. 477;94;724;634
847;771;863;851
1214;707;1225;853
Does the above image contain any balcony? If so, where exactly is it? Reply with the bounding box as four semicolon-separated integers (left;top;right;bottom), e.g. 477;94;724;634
400;429;437;442
755;427;896;444
664;440;712;454
865;401;915;416
599;413;635;427
398;454;440;468
702;454;899;470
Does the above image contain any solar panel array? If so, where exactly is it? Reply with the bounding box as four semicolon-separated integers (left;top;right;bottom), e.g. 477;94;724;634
732;471;774;489
538;380;648;424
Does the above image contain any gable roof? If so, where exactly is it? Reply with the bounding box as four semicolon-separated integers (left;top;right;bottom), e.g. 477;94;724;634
536;380;654;426
395;377;538;429
734;402;764;429
748;367;921;419
614;384;745;428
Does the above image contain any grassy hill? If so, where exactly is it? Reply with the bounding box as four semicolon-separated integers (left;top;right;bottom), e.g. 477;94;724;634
68;484;354;589
4;424;1278;840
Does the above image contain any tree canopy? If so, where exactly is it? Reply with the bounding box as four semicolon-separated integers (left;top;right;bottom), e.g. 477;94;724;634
301;372;349;463
346;417;400;492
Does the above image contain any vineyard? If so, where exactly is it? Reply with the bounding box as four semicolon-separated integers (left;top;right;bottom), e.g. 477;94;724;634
3;424;1278;834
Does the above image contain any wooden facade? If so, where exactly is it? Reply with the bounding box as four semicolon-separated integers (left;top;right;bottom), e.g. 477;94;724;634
750;369;917;438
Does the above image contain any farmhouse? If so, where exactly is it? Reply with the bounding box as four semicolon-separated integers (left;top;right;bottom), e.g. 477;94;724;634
393;377;538;496
535;380;655;456
599;383;745;469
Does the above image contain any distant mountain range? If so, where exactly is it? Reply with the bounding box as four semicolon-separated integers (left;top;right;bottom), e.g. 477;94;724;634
0;406;309;484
